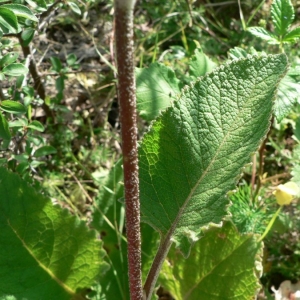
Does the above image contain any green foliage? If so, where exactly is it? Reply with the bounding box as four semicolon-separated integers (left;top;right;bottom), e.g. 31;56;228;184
139;54;287;257
159;222;263;300
275;69;300;122
247;0;300;123
136;48;216;122
271;0;295;38
0;111;10;141
229;183;272;235
188;47;216;79
0;100;26;114
248;0;300;45
0;0;299;299
228;47;300;123
92;159;129;299
0;167;109;299
136;63;181;121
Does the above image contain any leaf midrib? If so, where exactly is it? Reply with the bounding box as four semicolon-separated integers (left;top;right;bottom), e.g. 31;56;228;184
183;236;256;299
7;218;76;296
164;74;262;243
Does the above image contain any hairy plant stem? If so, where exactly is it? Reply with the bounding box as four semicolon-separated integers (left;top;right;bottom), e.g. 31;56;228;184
114;1;142;299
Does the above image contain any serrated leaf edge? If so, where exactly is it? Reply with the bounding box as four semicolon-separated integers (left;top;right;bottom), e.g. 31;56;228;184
0;168;109;296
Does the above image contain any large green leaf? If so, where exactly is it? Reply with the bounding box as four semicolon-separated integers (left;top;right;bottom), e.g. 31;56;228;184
0;168;109;299
271;0;294;37
159;222;263;300
136;62;181;122
139;54;288;257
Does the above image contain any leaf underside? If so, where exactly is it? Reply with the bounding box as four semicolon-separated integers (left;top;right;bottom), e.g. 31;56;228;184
139;54;288;256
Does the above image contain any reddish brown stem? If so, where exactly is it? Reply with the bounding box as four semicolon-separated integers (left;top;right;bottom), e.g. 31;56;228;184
18;34;53;118
114;1;142;300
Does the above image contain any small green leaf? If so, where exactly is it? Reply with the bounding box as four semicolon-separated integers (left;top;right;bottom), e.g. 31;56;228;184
68;1;81;15
67;53;77;66
0;7;19;33
283;27;300;42
2;63;28;76
56;76;65;93
159;222;263;300
0;167;109;299
188;48;216;78
21;28;35;46
9;118;28;128
0;52;18;67
16;75;24;89
13;153;29;162
30;160;46;168
16;161;30;174
136;62;181;121
247;27;279;44
1;4;38;22
0;112;11;140
0;100;26;114
271;0;294;36
34;145;57;157
25;0;47;10
50;56;62;72
274;74;299;122
27;120;44;132
287;66;300;76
